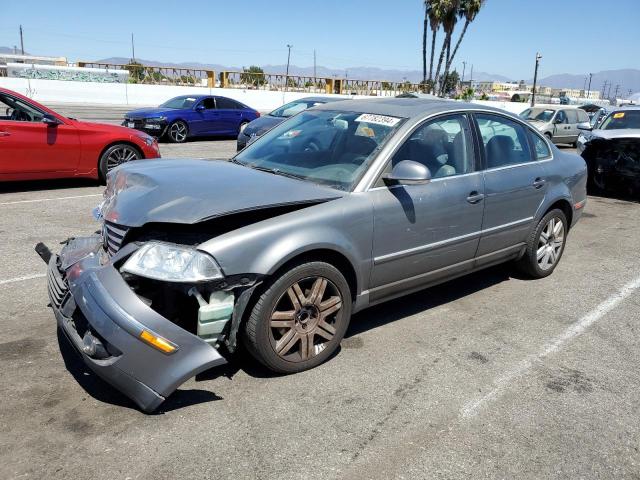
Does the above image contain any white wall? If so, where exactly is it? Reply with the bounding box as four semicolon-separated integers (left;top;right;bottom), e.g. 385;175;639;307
1;77;539;116
0;77;353;111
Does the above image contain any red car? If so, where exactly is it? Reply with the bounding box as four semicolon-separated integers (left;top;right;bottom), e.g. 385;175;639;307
0;88;161;182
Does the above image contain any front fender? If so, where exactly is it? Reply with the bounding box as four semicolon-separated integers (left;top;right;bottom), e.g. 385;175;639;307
199;195;374;296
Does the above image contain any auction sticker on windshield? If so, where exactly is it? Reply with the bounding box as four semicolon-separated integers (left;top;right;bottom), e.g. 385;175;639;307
355;113;401;127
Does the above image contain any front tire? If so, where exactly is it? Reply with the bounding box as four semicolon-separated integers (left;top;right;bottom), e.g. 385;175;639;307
167;120;188;143
98;143;141;182
516;209;567;278
244;261;352;373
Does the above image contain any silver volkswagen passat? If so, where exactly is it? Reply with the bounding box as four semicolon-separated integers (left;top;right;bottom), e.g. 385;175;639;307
41;98;587;412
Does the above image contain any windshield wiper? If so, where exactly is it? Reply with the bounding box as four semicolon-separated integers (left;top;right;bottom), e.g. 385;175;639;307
249;165;307;181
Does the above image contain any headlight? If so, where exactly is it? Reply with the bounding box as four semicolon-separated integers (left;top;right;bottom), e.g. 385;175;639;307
121;242;223;282
146;116;167;123
139;135;155;146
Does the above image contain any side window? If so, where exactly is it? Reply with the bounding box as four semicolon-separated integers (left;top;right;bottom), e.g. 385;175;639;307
201;97;216;109
565;110;578;124
577;109;589;123
0;94;44;122
216;97;242;109
389;113;474;179
476;113;533;168
530;131;551;159
555;110;568;124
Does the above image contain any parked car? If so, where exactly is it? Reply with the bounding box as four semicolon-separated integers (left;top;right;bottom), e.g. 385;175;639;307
0;88;160;182
42;98;587;412
576;106;640;195
520;106;590;146
237;96;343;150
124;95;260;143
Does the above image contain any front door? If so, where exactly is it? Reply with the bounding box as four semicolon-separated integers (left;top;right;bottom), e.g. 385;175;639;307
193;97;220;135
0;93;80;174
551;110;571;143
369;113;484;303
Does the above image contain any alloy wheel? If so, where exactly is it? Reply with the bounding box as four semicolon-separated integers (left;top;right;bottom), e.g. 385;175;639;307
537;217;565;271
169;122;187;142
269;276;343;362
106;145;139;172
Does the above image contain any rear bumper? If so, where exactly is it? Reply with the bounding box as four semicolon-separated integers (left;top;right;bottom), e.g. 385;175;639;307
47;237;227;412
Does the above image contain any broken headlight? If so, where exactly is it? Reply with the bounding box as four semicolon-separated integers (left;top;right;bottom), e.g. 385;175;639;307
121;242;223;282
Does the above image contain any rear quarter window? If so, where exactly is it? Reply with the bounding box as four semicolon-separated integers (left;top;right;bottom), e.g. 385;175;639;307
529;130;551;159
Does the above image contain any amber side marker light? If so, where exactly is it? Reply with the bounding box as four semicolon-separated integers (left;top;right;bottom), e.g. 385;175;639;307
140;330;177;354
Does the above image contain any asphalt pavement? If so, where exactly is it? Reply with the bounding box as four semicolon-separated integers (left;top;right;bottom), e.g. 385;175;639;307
1;102;639;479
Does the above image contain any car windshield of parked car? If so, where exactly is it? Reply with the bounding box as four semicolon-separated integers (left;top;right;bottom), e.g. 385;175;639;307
600;110;640;130
159;96;198;109
521;108;555;122
234;109;404;191
270;100;324;118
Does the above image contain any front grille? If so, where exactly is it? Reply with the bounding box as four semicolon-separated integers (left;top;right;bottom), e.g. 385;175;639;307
104;221;129;256
124;118;145;128
47;262;69;309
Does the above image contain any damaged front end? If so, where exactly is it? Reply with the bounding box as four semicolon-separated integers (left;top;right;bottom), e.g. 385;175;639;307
581;136;640;194
39;232;258;413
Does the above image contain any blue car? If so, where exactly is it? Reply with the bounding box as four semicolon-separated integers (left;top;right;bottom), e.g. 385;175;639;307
123;95;260;143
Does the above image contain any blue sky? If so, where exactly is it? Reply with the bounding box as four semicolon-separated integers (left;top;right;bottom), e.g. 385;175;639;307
1;0;638;79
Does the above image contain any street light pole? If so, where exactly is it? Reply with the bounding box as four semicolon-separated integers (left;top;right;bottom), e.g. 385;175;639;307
462;61;466;83
19;25;24;55
586;73;593;99
531;52;542;107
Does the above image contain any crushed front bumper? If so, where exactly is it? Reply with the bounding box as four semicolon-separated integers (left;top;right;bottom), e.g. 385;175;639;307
46;236;227;412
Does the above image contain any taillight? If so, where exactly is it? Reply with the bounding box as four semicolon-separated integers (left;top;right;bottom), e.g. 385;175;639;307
256;111;261;117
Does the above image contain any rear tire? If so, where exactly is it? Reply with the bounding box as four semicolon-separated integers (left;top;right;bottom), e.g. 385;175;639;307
516;209;567;279
244;261;352;373
98;143;141;183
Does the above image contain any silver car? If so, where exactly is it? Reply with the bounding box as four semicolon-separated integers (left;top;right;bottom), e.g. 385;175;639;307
521;106;591;146
41;99;587;412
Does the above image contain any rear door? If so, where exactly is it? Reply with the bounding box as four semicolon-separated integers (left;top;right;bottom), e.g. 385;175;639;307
473;112;549;263
215;97;244;134
0;92;80;175
565;109;580;143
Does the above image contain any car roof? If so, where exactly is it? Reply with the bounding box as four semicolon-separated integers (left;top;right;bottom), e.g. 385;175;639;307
296;96;345;103
313;97;507;120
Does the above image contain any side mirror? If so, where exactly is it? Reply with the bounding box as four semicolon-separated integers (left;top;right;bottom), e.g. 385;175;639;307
577;122;592;131
195;104;205;112
42;113;61;126
382;160;431;185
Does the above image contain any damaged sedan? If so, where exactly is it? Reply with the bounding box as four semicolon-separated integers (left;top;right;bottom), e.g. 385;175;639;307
40;98;587;412
577;107;640;196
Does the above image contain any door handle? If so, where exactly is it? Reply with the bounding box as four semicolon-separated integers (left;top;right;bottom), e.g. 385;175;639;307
0;131;10;137
533;177;546;189
466;191;485;204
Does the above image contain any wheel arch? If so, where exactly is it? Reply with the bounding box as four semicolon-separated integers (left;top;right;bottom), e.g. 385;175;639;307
543;198;573;230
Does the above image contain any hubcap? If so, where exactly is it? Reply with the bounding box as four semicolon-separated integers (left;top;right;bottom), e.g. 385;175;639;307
537;217;565;271
170;122;187;142
269;276;343;362
106;146;138;172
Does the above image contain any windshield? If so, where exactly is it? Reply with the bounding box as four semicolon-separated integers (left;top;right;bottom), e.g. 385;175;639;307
159;96;198;109
234;109;404;191
600;110;640;130
521;108;556;122
270;99;325;118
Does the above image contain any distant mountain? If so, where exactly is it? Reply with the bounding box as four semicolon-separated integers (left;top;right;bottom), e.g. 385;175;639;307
95;56;512;84
533;69;640;97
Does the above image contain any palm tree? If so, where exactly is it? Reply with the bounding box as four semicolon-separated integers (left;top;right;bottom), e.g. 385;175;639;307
422;2;428;85
426;0;444;88
441;0;485;92
433;0;459;95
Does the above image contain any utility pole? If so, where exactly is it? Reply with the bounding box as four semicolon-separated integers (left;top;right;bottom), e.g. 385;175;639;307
613;84;620;102
131;33;136;62
462;61;467;83
586;73;592;99
606;82;612;100
19;25;24;55
13;45;17;55
313;49;317;84
285;44;293;92
583;75;588;91
470;64;473;83
531;52;542;107
601;80;608;99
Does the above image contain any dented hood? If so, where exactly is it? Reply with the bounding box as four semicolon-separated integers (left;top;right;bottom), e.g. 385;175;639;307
102;159;344;227
590;129;640;140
